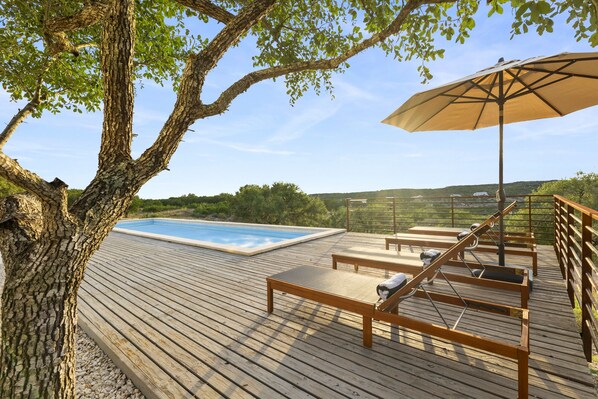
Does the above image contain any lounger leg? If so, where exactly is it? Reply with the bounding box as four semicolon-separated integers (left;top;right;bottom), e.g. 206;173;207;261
532;252;538;276
521;286;528;309
517;348;529;398
332;259;338;269
363;316;372;348
267;282;273;313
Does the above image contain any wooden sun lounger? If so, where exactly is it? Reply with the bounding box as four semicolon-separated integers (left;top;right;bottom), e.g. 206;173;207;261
385;233;537;276
267;216;530;398
332;246;530;308
407;226;536;248
384;202;537;276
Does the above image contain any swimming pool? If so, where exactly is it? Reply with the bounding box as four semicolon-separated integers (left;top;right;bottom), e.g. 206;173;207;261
114;219;345;255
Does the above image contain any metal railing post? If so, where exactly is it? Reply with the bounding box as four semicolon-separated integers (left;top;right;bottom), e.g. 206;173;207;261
451;196;455;227
346;198;350;232
581;211;592;361
527;195;533;233
392;197;397;235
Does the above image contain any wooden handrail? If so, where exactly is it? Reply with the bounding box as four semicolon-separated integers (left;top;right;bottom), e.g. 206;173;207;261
553;195;598;362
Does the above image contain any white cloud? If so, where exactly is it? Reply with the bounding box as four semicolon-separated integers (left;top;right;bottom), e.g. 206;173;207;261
5;141;94;160
133;108;169;126
509;110;598;142
404;152;423;158
267;99;342;144
185;113;272;142
192;137;293;155
334;80;379;102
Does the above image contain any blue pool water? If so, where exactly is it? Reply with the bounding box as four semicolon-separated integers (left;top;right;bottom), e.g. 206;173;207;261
115;219;310;248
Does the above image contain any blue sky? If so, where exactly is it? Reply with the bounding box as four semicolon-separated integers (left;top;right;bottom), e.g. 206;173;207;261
2;7;597;199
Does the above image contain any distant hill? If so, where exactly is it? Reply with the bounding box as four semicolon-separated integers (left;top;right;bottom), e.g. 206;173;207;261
313;180;553;208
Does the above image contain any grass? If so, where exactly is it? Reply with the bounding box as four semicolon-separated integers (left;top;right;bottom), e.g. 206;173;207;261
572;298;598;389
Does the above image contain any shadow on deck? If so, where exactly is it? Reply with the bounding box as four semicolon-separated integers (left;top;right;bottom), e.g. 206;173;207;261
78;232;596;399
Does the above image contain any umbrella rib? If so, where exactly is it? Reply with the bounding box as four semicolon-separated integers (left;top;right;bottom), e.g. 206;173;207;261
507;75;571;100
506;61;575;98
387;81;474;118
503;68;523;97
504;62;582;116
408;102;456;131
472;73;499;129
468;77;499;101
410;74;498;131
408;92;471;131
412;73;501;131
518;66;598;81
503;68;565;116
439;94;493;102
442;99;492;104
531;55;598;65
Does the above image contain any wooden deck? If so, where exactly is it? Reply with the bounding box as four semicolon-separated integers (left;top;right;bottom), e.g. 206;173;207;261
79;232;597;399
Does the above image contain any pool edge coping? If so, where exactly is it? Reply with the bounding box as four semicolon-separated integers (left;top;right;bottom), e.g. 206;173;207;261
113;218;345;256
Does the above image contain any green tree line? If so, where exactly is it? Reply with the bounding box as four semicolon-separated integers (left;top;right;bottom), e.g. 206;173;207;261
3;174;595;232
128;182;344;228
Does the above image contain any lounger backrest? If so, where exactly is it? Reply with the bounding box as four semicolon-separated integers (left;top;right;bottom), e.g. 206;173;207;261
501;201;517;218
490;201;517;219
377;202;516;312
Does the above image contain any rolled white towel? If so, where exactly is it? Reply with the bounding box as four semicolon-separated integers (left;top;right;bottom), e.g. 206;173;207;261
420;249;441;267
377;273;407;300
470;223;480;231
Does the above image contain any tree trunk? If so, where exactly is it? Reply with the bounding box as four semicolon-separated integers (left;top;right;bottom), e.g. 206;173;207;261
0;193;118;399
0;241;92;398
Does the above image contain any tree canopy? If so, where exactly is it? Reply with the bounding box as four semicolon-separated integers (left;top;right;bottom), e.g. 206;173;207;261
533;171;598;209
1;0;596;125
231;182;329;226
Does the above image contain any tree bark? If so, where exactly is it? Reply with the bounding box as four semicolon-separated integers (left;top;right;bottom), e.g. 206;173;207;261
1;248;81;398
0;182;137;398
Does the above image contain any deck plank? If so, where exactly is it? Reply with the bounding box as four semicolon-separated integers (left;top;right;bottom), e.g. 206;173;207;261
77;232;597;399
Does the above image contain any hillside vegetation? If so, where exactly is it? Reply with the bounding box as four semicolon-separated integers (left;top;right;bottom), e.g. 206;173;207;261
0;177;558;226
314;181;550;209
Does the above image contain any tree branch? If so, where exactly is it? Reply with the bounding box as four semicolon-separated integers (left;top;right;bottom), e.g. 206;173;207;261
0;153;65;205
44;0;110;32
98;0;135;170
174;0;235;24
75;42;98;51
192;0;277;90
200;0;450;117
135;0;276;174
0;194;45;259
43;0;109;56
0;88;43;151
134;0;451;179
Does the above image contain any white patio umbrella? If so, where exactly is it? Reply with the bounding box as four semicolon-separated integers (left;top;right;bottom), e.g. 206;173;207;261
382;52;598;265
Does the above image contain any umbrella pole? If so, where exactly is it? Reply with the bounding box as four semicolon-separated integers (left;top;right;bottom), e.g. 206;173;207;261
498;72;506;266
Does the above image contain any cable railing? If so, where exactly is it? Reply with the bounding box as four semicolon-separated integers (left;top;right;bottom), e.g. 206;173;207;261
554;195;598;362
345;194;554;243
345;193;597;361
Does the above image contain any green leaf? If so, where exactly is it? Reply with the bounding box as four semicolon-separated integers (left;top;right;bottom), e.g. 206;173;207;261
536;1;552;14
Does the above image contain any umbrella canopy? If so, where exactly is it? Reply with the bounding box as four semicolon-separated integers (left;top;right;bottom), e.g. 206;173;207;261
382;51;598;265
383;52;598;130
